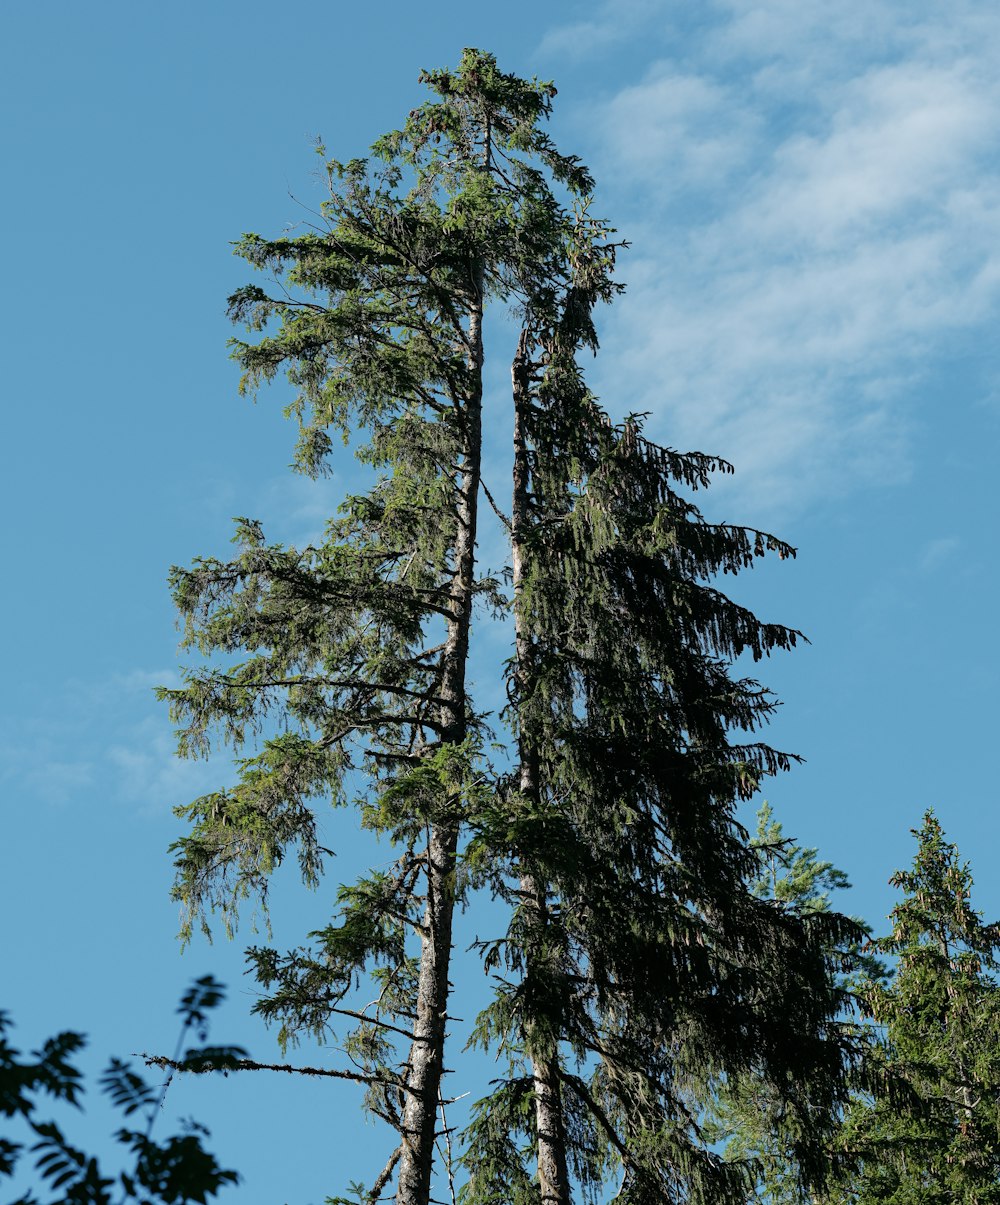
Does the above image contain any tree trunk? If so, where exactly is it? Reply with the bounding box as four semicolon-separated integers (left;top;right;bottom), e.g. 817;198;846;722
395;279;484;1205
395;821;460;1205
520;870;572;1205
511;330;572;1205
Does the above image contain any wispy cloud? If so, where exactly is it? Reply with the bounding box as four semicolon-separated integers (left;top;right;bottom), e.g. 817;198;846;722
0;739;95;804
541;1;1000;519
108;715;229;816
0;670;231;815
599;69;761;188
536;0;667;60
918;536;961;573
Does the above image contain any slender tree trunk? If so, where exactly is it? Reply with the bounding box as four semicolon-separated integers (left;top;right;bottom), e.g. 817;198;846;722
511;330;572;1205
520;871;572;1205
395;278;484;1205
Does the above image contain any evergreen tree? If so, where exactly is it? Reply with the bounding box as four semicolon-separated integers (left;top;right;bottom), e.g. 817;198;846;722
160;50;603;1205
460;282;864;1204
706;804;876;1203
840;811;1000;1203
162;49;860;1205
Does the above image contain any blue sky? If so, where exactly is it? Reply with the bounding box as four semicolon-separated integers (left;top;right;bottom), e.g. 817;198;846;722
2;1;998;1200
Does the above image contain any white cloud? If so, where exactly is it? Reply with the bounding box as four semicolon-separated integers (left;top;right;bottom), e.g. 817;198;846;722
744;63;996;246
707;0;916;71
598;69;761;186
1;669;231;815
541;1;1000;519
536;0;665;60
918;536;961;572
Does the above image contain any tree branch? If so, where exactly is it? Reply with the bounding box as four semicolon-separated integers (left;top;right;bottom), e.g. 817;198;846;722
141;1054;425;1095
368;1144;403;1202
480;479;512;530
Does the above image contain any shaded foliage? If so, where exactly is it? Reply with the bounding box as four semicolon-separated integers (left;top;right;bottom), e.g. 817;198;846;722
705;804;878;1203
459;283;867;1202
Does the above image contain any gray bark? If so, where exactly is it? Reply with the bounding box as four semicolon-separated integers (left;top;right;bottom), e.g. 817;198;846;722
511;331;573;1205
395;277;484;1205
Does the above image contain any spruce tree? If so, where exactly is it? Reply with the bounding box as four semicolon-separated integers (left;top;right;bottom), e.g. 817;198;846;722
460;282;863;1204
162;50;859;1205
840;812;1000;1203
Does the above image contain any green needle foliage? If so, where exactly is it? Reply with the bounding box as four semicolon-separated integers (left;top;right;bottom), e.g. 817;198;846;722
460;278;864;1204
161;50;612;1205
840;812;1000;1204
704;804;877;1204
162;49;861;1205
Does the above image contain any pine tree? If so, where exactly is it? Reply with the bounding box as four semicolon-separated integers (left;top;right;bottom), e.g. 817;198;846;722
841;812;1000;1204
162;49;860;1205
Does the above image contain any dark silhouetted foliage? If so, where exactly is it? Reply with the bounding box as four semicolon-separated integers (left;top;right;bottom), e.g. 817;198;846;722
1;977;241;1205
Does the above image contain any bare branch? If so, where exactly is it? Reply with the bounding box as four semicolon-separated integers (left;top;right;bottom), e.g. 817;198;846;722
141;1053;427;1096
480;479;512;531
368;1144;403;1202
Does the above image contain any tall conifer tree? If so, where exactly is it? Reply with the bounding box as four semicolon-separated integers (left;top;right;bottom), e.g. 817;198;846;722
460;274;862;1204
163;50;858;1205
161;52;599;1205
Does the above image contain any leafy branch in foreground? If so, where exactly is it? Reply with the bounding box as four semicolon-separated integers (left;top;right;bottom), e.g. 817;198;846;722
1;976;241;1205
